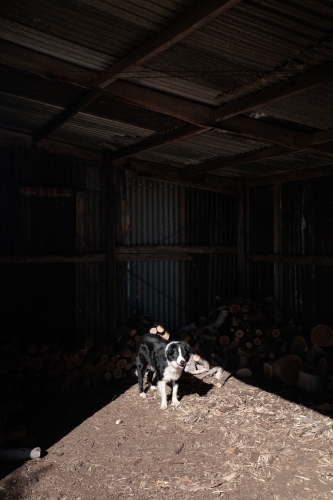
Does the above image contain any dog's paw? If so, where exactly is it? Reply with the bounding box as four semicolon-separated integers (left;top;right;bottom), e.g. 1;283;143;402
149;385;157;391
160;402;168;410
139;392;147;399
171;399;181;407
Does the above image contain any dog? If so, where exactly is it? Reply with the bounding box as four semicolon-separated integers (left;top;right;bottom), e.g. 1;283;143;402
136;334;191;410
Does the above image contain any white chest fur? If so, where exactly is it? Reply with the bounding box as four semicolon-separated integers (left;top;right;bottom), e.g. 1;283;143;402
163;363;182;382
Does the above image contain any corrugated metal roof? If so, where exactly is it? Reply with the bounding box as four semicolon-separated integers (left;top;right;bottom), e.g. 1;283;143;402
1;0;333;181
137;128;269;165
249;82;333;130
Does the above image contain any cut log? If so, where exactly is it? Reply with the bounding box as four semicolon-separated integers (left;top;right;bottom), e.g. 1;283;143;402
280;339;290;353
150;327;157;334
40;345;49;354
129;329;138;337
82;363;95;376
105;360;115;372
232;317;241;327
271;329;280;338
291;335;308;354
156;325;164;334
0;447;41;460
234;329;244;339
100;354;109;363
215;368;234;386
311;325;333;347
113;368;123;379
85;340;94;350
241;305;249;313
263;362;273;380
27;346;36;355
219;335;230;346
159;330;170;341
229;304;241;314
193;366;220;380
127;341;135;348
116;359;127;370
104;371;112;381
235;356;252;378
272;354;303;385
55;362;65;374
72;368;81;379
78;349;87;358
193;354;210;370
94;362;106;375
122;349;132;358
298;371;323;393
30;357;43;371
255;329;263;336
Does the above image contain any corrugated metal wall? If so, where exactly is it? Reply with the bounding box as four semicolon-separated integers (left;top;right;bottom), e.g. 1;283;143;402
247;176;333;337
186;188;238;322
116;172;182;332
114;174;239;331
0;147;77;344
0;146;106;346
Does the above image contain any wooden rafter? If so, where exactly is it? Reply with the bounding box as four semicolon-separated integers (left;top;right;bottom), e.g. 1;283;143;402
0;128;236;194
2;41;333;175
31;0;240;143
181;145;291;176
110;124;207;161
215;62;333;121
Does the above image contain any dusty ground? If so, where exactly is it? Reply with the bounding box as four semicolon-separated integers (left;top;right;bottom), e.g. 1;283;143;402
1;374;333;500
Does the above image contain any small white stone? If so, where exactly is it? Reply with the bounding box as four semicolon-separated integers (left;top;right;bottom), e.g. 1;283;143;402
116;419;123;424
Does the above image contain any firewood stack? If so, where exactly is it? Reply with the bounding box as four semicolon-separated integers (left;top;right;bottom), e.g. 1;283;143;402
178;296;333;393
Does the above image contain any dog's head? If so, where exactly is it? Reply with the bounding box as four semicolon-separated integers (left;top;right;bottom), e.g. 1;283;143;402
165;341;191;370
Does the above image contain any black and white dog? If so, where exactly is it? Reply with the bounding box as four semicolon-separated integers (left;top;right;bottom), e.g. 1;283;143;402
136;334;191;410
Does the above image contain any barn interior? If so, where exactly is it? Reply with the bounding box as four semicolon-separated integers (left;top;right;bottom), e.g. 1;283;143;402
1;0;333;495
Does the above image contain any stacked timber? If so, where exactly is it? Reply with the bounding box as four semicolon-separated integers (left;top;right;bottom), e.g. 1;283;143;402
178;296;333;393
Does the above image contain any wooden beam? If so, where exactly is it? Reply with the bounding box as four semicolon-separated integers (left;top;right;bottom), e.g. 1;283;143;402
18;186;75;197
0;246;238;264
125;159;237;194
0;128;236;193
32;0;240;142
104;152;119;334
215;62;333;121
0;254;107;264
110;124;205;161
182;145;290;176
0;40;96;88
248;164;333;186
311;128;333;146
95;0;241;89
3;40;333;158
116;245;237;254
33;89;103;144
0;128;103;162
247;254;333;266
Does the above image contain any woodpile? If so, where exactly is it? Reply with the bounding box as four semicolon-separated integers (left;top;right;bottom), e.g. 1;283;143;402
178;296;333;393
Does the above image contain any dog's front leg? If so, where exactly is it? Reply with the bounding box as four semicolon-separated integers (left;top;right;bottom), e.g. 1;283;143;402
157;380;168;410
171;381;180;406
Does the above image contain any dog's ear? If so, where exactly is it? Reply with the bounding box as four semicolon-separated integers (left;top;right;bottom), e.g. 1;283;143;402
183;342;191;354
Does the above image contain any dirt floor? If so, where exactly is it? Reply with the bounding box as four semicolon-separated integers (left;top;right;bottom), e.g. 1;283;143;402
1;373;333;500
